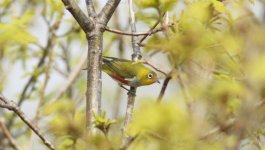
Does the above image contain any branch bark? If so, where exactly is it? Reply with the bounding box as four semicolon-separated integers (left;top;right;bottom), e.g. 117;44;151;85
86;30;103;131
121;88;137;133
61;0;121;132
0;95;55;150
121;0;139;147
62;0;94;32
85;0;96;17
99;0;121;26
128;0;141;61
121;0;139;134
104;24;173;36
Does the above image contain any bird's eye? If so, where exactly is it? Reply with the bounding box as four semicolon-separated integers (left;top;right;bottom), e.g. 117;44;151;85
147;73;153;79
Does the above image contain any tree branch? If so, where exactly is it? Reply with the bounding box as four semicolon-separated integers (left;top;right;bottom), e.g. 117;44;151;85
0;118;19;150
7;42;48;128
35;15;61;123
85;0;96;17
86;32;103;132
138;12;166;45
122;88;137;133
128;0;141;61
104;26;167;36
61;0;94;32
120;134;138;150
200;118;235;140
121;0;139;147
7;14;61;128
143;60;167;76
62;0;121;133
0;95;55;150
105;23;175;46
157;76;172;102
121;0;139;133
177;66;193;110
98;0;121;25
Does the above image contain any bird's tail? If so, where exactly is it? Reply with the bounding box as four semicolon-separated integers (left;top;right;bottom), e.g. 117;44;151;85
103;56;130;63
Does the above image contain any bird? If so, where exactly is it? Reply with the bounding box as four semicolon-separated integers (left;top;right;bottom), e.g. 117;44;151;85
102;56;160;87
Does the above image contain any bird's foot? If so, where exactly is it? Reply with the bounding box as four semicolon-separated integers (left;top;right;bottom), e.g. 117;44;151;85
119;85;130;91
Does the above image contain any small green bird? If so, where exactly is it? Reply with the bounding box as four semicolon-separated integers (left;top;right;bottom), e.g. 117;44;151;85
102;56;159;87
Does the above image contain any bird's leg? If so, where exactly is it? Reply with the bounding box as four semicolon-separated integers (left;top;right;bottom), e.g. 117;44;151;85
119;84;130;91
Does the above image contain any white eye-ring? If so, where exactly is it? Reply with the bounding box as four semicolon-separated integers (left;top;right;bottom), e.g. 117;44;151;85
147;73;153;79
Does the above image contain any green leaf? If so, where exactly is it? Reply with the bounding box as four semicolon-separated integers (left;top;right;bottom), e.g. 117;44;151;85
0;23;37;45
58;137;74;150
93;112;116;135
0;10;37;47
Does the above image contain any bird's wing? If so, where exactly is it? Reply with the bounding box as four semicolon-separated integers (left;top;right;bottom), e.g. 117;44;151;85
103;58;136;78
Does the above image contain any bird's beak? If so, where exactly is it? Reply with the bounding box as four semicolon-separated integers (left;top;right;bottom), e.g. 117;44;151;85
156;80;160;84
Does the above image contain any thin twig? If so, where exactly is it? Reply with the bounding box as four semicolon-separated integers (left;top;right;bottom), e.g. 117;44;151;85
122;88;137;133
121;0;139;148
147;131;168;141
121;0;139;134
7;11;62;128
53;64;68;77
0;95;55;150
105;22;174;38
29;25;57;148
200;118;235;140
157;76;172;102
119;134;138;150
60;43;73;97
177;66;193;109
35;17;61;122
143;60;167;76
0;118;20;150
105;26;165;36
61;43;72;75
138;12;166;45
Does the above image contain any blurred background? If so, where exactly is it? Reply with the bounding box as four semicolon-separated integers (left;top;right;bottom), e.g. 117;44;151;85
1;0;265;149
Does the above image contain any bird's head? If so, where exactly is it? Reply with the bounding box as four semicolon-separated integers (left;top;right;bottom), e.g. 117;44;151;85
137;69;160;86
